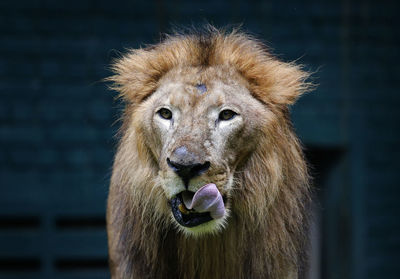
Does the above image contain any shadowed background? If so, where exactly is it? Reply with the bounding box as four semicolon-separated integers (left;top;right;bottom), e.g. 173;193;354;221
0;0;399;278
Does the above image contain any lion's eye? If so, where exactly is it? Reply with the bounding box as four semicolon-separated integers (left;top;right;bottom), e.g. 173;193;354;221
158;108;172;120
219;109;237;121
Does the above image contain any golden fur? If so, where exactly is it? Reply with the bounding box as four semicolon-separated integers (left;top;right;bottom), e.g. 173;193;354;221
107;27;312;279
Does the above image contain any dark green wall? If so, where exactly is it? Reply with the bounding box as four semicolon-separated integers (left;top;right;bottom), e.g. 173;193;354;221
0;0;399;278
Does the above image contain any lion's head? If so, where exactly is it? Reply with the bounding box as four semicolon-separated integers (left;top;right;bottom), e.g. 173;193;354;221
136;64;274;234
107;27;312;278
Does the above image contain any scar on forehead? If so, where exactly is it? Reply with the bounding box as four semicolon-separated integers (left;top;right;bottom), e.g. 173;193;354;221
195;83;207;94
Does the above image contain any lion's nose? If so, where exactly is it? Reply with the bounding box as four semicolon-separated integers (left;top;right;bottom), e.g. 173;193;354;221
167;158;211;186
167;146;210;187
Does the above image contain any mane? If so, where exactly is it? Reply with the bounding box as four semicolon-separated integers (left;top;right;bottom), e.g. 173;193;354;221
107;27;312;279
108;26;311;106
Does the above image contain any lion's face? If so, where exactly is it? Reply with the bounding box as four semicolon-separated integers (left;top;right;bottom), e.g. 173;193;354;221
138;66;269;234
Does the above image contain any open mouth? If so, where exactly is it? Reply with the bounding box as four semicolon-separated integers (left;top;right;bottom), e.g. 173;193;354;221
170;192;213;227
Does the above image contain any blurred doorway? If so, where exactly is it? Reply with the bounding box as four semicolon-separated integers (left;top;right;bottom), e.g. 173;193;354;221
305;146;349;279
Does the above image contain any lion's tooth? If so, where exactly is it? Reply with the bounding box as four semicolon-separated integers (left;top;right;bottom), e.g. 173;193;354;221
182;191;195;210
178;203;190;215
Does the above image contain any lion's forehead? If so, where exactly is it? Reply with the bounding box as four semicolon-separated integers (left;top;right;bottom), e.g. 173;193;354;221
158;78;247;113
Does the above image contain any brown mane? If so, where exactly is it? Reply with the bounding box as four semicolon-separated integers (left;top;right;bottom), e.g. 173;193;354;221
107;27;312;279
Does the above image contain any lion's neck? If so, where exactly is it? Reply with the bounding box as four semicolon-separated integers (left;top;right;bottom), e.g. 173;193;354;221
175;223;246;279
145;216;296;279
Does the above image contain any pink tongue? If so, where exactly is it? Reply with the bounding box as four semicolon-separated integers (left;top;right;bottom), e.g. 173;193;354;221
181;183;225;219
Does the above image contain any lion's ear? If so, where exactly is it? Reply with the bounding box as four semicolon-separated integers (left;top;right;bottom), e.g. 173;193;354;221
265;61;312;105
215;40;312;106
107;47;176;105
241;59;312;106
212;33;312;106
107;49;158;105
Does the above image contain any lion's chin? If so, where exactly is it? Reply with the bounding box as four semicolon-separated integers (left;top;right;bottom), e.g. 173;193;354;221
169;193;228;237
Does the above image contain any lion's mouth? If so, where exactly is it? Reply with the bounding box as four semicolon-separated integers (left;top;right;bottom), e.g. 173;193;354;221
170;192;213;227
170;183;226;228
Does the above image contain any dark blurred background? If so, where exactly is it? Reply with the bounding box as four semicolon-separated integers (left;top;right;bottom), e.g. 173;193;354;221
0;0;399;278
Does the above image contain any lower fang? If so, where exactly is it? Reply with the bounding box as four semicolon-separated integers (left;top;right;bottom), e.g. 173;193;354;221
178;204;190;215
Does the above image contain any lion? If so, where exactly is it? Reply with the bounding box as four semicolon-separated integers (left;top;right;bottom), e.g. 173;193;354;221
106;27;312;279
